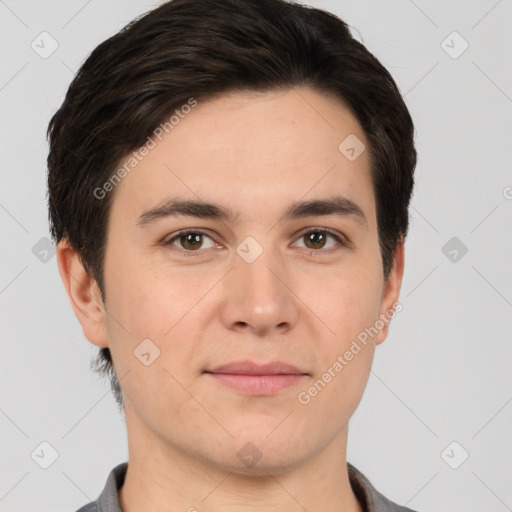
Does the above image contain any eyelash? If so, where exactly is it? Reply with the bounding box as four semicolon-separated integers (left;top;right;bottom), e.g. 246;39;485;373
161;228;347;257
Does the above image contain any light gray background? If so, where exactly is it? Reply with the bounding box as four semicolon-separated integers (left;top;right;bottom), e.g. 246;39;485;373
1;0;511;511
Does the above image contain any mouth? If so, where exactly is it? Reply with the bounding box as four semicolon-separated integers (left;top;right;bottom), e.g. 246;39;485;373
204;360;309;395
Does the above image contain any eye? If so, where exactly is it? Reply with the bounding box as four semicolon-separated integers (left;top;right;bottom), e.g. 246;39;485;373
161;229;217;255
292;228;346;252
161;227;347;257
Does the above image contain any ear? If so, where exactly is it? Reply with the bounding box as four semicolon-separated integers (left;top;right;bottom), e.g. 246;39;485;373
374;240;405;346
56;239;109;348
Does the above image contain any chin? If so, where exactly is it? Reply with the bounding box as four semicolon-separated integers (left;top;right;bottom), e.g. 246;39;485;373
220;451;304;477
209;433;313;477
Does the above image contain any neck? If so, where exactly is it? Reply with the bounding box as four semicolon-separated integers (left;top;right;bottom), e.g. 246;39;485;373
118;408;363;512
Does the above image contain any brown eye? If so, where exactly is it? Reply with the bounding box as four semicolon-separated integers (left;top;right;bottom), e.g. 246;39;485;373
304;231;328;249
178;232;203;251
162;227;346;257
294;229;345;252
163;229;216;254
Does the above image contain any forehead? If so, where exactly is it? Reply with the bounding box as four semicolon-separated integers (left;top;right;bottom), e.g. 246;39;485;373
109;86;376;229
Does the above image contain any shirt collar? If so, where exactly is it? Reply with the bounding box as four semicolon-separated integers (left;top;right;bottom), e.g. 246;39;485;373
90;461;416;512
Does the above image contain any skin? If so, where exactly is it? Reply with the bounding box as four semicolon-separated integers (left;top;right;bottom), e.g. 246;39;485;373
57;86;405;512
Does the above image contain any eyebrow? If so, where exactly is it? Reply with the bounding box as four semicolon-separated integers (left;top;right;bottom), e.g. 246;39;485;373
137;195;368;229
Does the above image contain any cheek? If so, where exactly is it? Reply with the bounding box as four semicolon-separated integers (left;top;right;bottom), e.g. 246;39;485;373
103;254;212;388
320;266;383;345
102;259;201;412
104;249;190;335
295;335;375;437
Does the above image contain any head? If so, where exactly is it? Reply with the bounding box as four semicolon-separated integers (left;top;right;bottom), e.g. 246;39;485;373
48;0;415;472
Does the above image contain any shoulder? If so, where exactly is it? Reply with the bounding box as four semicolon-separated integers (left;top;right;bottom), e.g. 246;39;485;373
75;504;99;512
72;462;128;512
348;462;419;512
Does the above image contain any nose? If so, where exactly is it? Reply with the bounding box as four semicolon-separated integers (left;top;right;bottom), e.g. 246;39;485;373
219;245;299;337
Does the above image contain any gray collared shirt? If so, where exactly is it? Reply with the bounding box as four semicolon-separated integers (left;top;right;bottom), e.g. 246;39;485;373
75;462;418;512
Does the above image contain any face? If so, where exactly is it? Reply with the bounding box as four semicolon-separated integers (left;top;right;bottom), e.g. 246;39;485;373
64;87;404;474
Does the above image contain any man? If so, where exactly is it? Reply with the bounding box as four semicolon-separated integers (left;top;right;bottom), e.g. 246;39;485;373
47;0;418;510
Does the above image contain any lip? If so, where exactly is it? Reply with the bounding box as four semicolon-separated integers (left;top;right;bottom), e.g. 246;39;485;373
208;360;306;375
204;360;308;395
